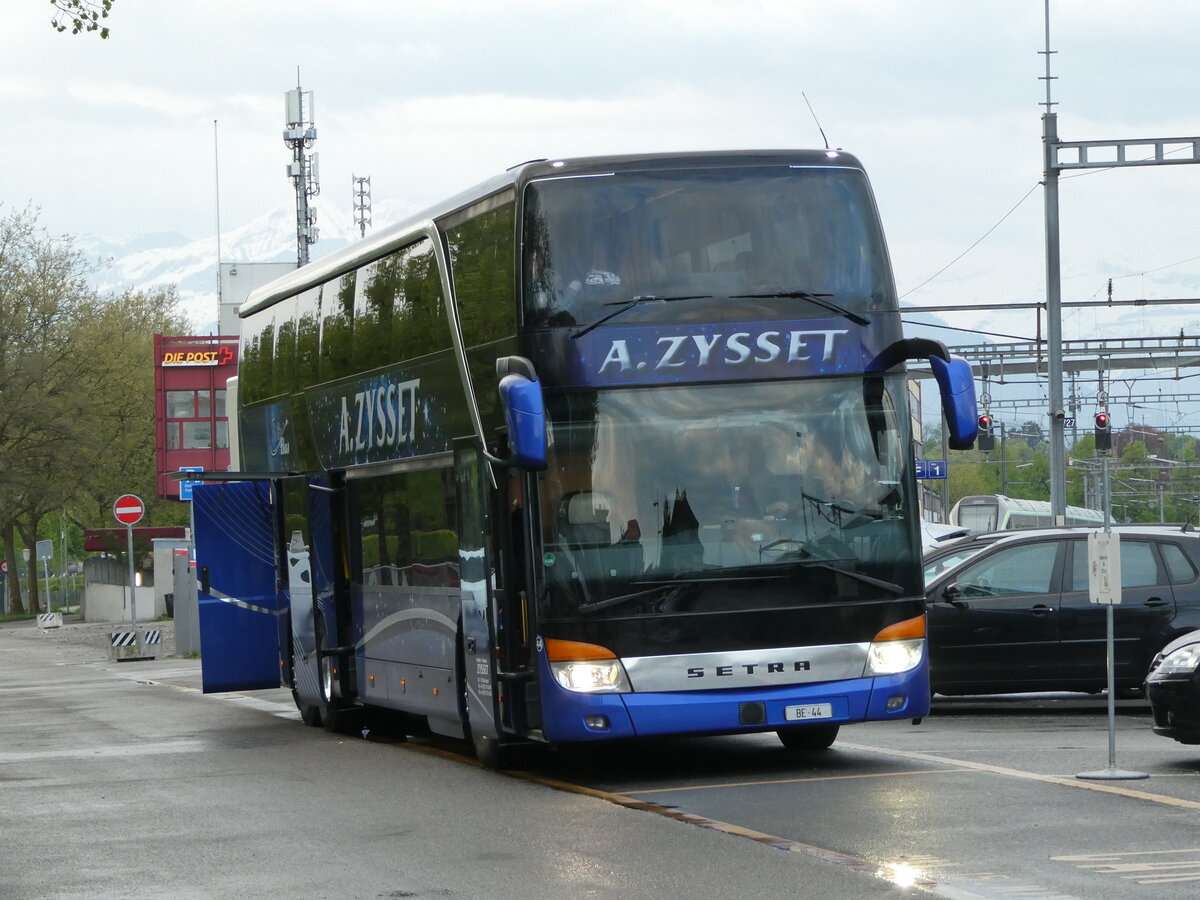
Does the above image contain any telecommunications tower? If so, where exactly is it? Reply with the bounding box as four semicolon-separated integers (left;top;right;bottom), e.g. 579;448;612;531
284;75;319;266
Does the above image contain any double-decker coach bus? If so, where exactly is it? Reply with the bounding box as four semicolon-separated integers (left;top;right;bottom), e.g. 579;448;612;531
193;150;978;767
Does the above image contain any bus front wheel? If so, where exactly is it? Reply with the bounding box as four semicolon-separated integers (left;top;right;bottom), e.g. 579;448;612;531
292;688;321;727
776;724;839;751
316;617;351;733
472;732;508;770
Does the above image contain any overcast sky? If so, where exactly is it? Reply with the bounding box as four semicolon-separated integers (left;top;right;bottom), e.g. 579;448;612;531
5;0;1200;357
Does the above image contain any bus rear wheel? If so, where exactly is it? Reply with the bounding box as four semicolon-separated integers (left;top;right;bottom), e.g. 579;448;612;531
776;724;839;751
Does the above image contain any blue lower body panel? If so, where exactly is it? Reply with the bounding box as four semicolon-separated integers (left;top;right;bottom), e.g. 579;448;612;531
199;594;283;693
537;654;930;743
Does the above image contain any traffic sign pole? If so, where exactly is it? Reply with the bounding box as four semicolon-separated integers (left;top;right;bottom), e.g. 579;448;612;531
126;524;137;626
1078;459;1147;782
112;495;145;626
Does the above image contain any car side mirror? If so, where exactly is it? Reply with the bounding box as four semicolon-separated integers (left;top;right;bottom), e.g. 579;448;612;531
941;582;966;607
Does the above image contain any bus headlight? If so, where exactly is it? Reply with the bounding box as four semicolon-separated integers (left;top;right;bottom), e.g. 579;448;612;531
545;639;631;693
867;638;925;675
866;615;926;676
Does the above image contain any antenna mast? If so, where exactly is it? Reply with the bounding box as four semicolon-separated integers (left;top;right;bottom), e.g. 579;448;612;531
284;70;320;267
213;118;222;326
1040;0;1068;522
353;174;372;238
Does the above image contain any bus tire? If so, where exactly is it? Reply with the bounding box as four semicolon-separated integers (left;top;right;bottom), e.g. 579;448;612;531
776;724;839;751
316;616;350;734
472;732;507;770
293;688;322;728
291;625;322;727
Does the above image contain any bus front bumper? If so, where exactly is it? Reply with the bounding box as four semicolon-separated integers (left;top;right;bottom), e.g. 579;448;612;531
538;666;931;743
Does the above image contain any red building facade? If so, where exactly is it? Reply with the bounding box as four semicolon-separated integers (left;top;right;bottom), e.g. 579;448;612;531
153;335;239;499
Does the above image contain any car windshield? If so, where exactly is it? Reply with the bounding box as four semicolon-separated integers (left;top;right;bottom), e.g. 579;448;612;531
923;545;990;586
536;377;922;621
522;165;894;329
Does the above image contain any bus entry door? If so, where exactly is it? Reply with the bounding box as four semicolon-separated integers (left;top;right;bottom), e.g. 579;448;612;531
195;480;286;693
455;441;535;745
280;477;340;713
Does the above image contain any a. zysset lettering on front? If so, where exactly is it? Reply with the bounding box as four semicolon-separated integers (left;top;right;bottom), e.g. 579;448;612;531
598;328;849;375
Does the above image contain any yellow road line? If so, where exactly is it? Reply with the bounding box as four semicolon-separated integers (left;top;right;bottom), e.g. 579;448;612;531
620;767;960;795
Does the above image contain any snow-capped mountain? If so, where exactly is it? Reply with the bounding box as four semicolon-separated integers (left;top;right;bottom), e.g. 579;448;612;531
82;200;407;333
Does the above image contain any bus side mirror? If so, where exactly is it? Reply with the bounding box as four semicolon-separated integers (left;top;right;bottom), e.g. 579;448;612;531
496;356;548;471
929;355;978;450
870;338;978;451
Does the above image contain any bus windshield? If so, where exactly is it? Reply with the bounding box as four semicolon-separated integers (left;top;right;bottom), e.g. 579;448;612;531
536;376;921;621
523;165;894;329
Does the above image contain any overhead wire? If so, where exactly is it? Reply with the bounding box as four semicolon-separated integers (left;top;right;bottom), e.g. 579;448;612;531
899;182;1041;301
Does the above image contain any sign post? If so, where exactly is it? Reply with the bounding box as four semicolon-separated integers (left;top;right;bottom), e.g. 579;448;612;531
112;494;144;626
109;494;162;661
1078;456;1147;781
35;540;60;629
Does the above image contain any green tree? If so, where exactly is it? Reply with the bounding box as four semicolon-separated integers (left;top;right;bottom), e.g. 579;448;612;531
51;1;114;38
72;286;190;525
0;206;99;611
0;207;187;613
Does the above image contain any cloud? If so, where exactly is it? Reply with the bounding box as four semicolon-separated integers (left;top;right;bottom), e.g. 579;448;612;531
64;81;210;119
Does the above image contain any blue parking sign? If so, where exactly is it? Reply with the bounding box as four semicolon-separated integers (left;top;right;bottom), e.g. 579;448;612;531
179;466;203;501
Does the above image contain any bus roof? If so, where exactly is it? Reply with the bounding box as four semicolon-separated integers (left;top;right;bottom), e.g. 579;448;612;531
238;149;867;319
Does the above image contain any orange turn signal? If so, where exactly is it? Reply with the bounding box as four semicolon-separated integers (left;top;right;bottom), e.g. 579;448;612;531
544;638;618;662
873;614;926;642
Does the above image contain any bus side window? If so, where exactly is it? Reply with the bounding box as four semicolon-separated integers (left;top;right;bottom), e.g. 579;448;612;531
446;199;517;349
319;271;355;384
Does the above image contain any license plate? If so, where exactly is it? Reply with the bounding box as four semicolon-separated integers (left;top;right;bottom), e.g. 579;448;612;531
784;703;833;721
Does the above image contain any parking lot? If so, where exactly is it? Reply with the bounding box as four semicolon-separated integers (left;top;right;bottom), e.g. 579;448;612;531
6;618;1200;899
518;693;1200;898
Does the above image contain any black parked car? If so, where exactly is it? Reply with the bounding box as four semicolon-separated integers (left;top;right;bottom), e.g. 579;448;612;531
923;525;1200;695
1146;629;1200;744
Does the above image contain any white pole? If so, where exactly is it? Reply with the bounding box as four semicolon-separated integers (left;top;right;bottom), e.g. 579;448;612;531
127;524;138;626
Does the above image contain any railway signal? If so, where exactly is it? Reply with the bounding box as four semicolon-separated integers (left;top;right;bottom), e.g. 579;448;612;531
977;413;995;452
1094;411;1112;452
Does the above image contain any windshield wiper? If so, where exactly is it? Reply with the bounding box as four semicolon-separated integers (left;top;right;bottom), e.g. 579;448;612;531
730;290;870;326
794;560;904;595
576;573;768;615
570;294;712;340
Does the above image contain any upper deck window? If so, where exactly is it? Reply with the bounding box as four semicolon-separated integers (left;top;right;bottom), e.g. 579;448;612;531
522;166;894;329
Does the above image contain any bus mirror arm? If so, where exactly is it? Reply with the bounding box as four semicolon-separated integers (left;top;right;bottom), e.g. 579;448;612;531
488;356;548;472
872;338;978;451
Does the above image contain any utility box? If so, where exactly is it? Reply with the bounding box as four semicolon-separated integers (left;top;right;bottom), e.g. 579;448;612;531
110;628;163;661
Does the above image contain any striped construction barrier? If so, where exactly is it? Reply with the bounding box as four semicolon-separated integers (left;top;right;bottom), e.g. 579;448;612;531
38;613;63;630
110;628;163;661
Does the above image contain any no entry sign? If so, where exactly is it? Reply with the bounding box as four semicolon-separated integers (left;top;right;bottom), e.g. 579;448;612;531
112;494;145;526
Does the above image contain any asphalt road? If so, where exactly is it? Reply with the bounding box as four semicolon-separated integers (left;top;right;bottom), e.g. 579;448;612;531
4;616;1200;899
